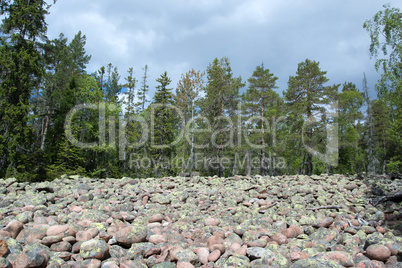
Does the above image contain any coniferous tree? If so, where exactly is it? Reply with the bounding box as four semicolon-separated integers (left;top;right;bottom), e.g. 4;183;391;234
42;32;98;178
284;59;339;175
243;64;281;175
174;69;204;176
201;57;244;176
150;71;177;176
137;64;149;113
124;67;136;115
362;73;379;174
372;99;392;173
337;82;364;173
0;0;50;178
104;63;122;103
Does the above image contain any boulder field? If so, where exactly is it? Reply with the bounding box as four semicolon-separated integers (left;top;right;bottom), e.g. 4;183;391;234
0;174;401;267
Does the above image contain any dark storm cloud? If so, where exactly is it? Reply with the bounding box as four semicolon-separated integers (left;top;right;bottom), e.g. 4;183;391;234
46;0;402;98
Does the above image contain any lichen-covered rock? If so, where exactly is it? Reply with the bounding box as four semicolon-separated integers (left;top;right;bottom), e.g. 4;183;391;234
101;261;120;268
175;249;198;263
15;211;33;224
271;252;291;268
0;174;399;267
16;228;46;244
321;251;354;267
150;262;174;268
79;239;109;260
250;257;272;268
49;241;72;252
152;193;172;204
225;233;243;245
222;254;251;267
246;247;275;261
115;225;148;247
13;243;50;268
291;258;342;268
127;242;157;259
364;232;386;249
310;228;339;246
0;257;11;268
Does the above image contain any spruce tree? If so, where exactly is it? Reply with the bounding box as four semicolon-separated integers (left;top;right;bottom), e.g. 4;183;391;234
0;0;50;178
201;57;244;176
124;67;136;116
137;64;149;113
151;71;177;176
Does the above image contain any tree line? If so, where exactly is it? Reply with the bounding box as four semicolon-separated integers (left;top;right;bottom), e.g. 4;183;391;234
0;0;400;181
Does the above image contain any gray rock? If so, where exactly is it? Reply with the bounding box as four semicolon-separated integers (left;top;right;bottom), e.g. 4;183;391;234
80;239;109;260
246;247;275;261
152;262;176;268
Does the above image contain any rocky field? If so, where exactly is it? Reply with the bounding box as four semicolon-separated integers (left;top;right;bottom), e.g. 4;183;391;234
0;174;401;267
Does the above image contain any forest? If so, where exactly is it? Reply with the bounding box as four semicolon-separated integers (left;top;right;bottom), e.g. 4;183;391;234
0;0;401;181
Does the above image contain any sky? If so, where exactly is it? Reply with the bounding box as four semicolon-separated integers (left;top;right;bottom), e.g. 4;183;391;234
46;0;402;100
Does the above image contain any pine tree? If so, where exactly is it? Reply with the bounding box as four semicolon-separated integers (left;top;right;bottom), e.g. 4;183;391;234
372;99;392;173
362;73;379;174
243;64;280;175
284;59;339;175
337;82;364;173
174;69;204;176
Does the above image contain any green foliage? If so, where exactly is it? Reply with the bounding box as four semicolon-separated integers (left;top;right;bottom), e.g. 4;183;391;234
174;69;204;176
336;82;364;173
242;64;282;175
364;4;402;173
0;0;50;178
149;71;177;176
123;67;137;115
137;65;149;112
284;59;339;175
200;57;244;177
104;63;122;102
1;1;401;180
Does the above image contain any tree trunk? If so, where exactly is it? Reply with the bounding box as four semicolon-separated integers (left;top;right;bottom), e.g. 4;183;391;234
307;152;313;176
180;118;187;177
382;135;387;174
40;108;52;151
189;115;194;177
306;107;313;176
260;99;266;175
247;151;252;176
301;152;305;175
